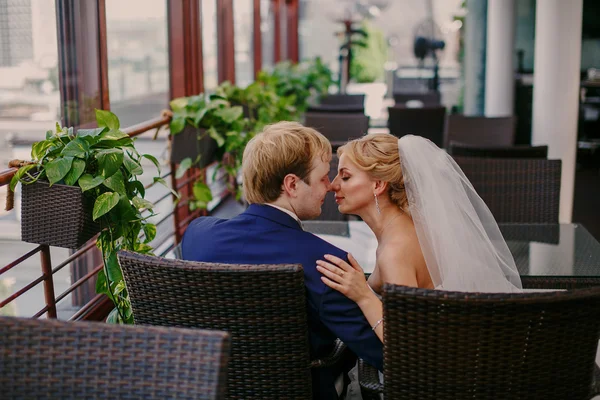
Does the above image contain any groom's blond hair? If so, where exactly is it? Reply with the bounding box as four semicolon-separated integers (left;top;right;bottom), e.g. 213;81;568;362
242;121;331;204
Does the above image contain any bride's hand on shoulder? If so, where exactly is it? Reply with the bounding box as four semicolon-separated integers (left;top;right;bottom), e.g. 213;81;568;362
317;253;373;305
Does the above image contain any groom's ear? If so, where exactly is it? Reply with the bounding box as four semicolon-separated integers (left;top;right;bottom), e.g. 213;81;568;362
373;180;388;196
282;173;299;197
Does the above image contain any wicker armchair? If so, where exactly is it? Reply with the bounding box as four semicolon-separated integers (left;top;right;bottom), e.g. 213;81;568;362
393;91;441;106
320;94;365;106
445;114;516;148
453;157;562;223
0;316;230;400
117;251;347;400
449;142;549;158
305;111;369;143
387;106;446;147
360;284;600;400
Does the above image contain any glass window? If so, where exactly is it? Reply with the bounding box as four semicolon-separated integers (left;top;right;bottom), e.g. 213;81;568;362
105;0;169;127
233;0;254;87
202;0;218;92
0;0;64;318
260;0;274;71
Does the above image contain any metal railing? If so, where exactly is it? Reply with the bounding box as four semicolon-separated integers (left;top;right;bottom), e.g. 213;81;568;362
0;115;214;321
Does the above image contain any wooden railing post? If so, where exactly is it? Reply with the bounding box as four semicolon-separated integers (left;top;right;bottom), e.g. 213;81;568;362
40;245;57;318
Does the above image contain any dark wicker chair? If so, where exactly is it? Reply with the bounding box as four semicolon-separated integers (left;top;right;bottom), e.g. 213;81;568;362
0;316;230;400
305;111;369;143
453;156;562;223
387;106;446;147
445;114;516;148
360;284;600;400
316;154;347;222
393;91;441;106
117;251;346;400
449;142;549;158
320;94;365;106
307;104;365;114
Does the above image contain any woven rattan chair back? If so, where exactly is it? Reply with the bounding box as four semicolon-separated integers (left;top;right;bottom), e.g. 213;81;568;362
393;91;441;106
449;142;549;159
445;114;516;148
387;106;447;147
381;284;600;400
0;316;229;400
320;94;365;106
453;156;562;223
117;250;312;400
305;111;369;142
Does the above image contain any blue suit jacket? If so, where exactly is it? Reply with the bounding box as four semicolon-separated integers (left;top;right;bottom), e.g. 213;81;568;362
182;204;383;399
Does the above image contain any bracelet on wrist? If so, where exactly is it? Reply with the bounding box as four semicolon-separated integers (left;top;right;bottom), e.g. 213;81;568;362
371;317;384;331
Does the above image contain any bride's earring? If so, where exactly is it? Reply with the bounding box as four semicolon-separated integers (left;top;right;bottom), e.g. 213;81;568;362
374;193;381;215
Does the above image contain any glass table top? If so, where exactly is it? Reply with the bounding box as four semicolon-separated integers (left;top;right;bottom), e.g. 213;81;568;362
303;221;600;278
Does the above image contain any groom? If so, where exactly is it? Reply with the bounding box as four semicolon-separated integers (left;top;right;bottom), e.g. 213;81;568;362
181;121;383;399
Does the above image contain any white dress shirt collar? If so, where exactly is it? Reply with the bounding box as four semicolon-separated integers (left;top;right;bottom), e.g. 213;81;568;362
265;203;302;225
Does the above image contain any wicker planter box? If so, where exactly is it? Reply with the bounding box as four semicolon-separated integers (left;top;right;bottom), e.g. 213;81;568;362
21;179;101;249
170;126;218;168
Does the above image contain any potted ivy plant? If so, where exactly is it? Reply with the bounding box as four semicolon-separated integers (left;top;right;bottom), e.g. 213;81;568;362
10;109;169;324
169;93;250;209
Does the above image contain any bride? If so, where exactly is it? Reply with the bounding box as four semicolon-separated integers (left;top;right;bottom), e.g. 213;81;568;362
316;133;523;343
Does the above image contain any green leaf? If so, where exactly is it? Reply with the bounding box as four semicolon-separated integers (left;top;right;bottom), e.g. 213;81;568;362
95;109;120;130
92;191;120;221
207;127;225;147
154;177;179;199
130;180;145;198
96;148;124;178
102;172;127;195
77;127;106;138
123;154;143;175
215;105;244;123
193;108;210;126
78;174;105;191
63;158;86;186
143;223;157;243
169;97;188;112
45;157;74;185
170;117;186;135
192;181;213;206
61;137;89;158
141;154;161;174
175;157;192;178
106;308;121;324
31;140;54;160
10;164;37;191
46;130;54;139
100;129;129;141
105;250;123;283
135;242;154;254
95;269;109;295
132;196;154;210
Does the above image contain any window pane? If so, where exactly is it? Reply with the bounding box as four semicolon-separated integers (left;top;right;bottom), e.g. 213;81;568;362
105;0;169;127
0;0;62;316
260;0;274;70
202;0;218;92
233;0;254;87
298;0;338;66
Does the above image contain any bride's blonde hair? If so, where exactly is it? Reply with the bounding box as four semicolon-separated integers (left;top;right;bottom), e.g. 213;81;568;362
337;133;410;215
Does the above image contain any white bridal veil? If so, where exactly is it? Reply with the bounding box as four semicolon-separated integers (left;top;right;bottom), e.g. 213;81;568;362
398;135;522;293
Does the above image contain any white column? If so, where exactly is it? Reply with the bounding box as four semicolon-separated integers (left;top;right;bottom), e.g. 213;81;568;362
484;0;516;117
532;0;583;223
464;0;487;116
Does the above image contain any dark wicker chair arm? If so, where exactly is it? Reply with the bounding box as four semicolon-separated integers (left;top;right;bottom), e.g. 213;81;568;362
310;339;348;368
358;358;383;400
